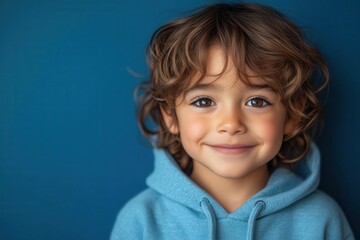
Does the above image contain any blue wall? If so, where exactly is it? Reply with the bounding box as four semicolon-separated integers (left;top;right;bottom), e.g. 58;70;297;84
1;0;359;239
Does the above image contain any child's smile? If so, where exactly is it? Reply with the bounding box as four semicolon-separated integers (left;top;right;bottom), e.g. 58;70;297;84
205;143;255;155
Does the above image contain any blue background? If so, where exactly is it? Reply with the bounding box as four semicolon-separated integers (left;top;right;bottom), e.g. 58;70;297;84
1;0;359;239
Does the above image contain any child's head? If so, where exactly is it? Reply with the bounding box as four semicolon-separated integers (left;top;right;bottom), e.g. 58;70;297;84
137;3;328;173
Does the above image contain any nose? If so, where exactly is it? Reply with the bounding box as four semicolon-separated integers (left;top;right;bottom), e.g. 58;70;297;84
216;106;246;135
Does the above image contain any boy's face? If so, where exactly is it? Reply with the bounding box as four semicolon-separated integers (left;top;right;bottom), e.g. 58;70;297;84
163;45;294;182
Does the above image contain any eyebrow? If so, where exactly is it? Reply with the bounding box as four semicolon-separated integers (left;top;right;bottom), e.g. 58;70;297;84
185;83;220;95
247;84;275;92
185;82;275;95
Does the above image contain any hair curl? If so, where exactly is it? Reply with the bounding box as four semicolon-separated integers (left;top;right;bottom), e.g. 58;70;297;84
136;3;329;172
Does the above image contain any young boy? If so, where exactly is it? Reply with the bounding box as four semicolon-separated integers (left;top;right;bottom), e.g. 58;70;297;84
111;3;354;239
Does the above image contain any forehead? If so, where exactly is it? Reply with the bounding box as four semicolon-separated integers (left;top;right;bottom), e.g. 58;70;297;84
205;45;228;76
189;45;270;88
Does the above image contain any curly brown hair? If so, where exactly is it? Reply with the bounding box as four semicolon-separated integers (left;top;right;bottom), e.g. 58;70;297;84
136;3;329;173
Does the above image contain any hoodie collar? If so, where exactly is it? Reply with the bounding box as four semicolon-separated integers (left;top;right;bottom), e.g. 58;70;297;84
146;142;320;220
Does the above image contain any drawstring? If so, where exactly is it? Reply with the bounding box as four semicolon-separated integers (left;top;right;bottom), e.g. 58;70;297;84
246;201;265;240
200;198;217;240
200;198;265;240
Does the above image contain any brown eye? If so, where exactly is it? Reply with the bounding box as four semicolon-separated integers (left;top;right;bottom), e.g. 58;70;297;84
192;98;215;108
245;98;269;108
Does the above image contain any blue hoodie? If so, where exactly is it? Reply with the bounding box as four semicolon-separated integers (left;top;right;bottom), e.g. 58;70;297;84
111;143;354;239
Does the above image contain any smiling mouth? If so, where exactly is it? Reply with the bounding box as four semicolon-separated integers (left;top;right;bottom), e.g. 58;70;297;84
207;144;255;154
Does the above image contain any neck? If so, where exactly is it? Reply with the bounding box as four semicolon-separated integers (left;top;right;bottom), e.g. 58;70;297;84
190;164;269;213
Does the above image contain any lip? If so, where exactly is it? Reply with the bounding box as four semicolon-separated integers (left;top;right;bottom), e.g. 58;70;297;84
206;144;255;154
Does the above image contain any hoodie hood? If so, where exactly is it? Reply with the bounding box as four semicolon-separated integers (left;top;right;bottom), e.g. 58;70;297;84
146;142;320;220
146;142;320;239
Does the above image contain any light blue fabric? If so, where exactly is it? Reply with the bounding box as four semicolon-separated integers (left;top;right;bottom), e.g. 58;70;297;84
110;143;354;239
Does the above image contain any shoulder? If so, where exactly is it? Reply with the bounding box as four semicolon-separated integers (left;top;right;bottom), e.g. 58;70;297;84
300;190;340;209
119;188;160;215
296;190;344;216
290;190;344;220
110;188;160;240
291;190;354;239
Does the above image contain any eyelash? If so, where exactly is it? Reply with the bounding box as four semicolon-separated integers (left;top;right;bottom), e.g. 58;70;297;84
190;97;271;108
245;97;271;108
191;97;215;108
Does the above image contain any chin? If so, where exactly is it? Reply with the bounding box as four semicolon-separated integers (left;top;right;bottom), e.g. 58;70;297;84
214;168;250;179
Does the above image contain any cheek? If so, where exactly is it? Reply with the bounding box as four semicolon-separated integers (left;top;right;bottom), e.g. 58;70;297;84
178;115;208;143
252;115;285;143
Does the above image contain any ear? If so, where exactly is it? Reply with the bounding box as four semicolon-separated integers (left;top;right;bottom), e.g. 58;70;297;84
160;107;179;134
